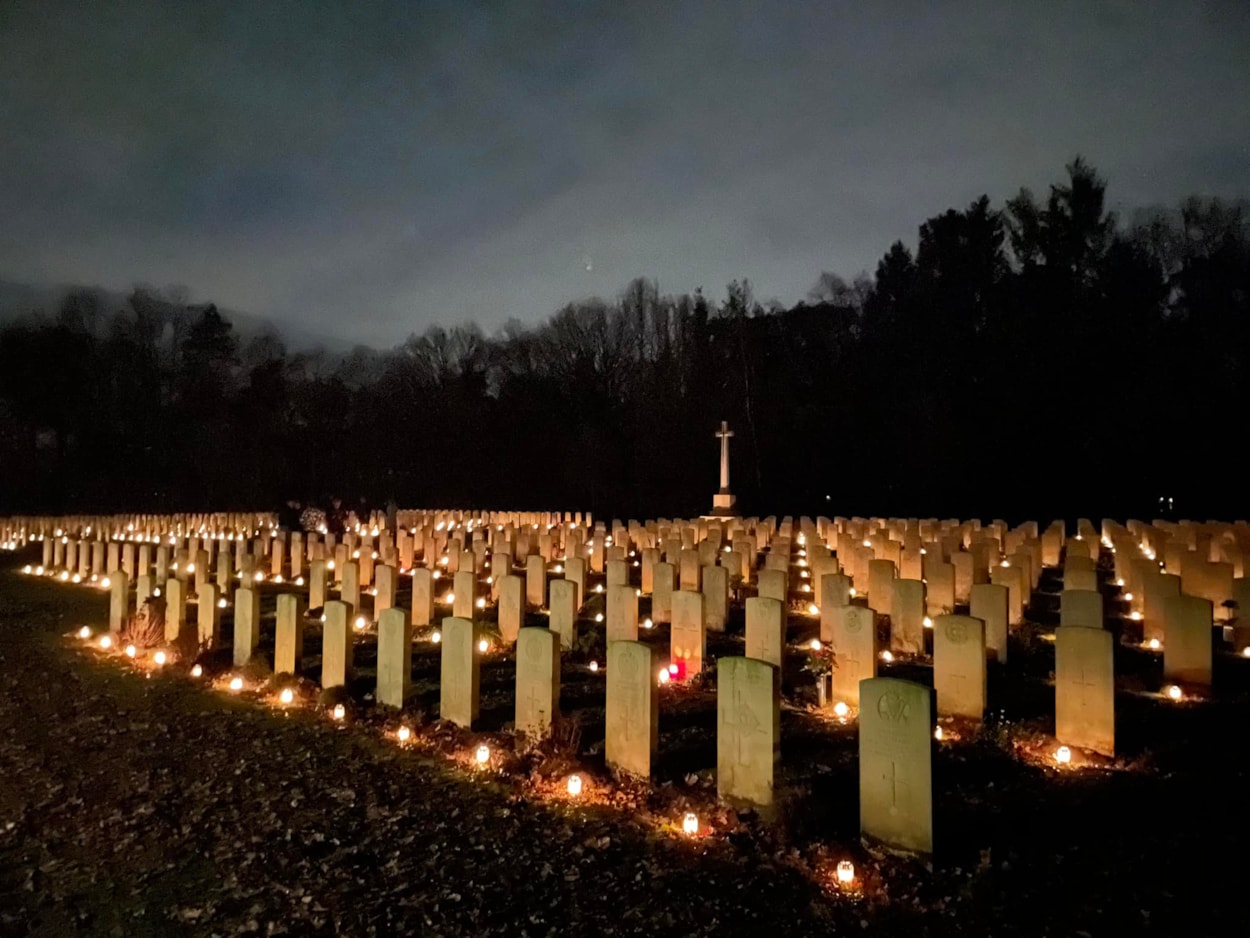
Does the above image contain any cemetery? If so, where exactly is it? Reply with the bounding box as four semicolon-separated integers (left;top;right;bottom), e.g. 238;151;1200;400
3;491;1250;934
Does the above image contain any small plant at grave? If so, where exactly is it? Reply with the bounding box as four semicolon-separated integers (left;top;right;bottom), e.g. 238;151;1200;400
526;714;583;774
118;598;166;650
801;644;835;680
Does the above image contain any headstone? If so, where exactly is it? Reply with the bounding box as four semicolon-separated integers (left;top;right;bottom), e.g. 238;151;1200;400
440;617;480;728
309;559;328;610
702;564;729;632
605;640;659;777
109;572;129;632
526;555;547;607
340;561;361;612
321;600;354;689
1163;594;1214;687
818;572;852;642
232;587;262;667
830;605;877;706
890;578;925;655
1059;589;1104;630
858;677;934;855
274;593;306;675
515;627;560;737
374;564;397;621
606;584;639;643
548;578;577;650
652;562;675;624
717;656;780;812
197;583;221;647
970;583;1009;663
991;563;1026;625
868;559;897;617
452;570;476;620
933;614;987;720
164;577;188;643
744;596;785;669
1054;625;1115;755
376;608;413;708
498;575;524;643
757;568;787;604
411;568;434;627
670;590;706;676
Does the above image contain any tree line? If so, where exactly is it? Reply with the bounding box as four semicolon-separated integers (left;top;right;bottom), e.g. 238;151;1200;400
2;160;1247;523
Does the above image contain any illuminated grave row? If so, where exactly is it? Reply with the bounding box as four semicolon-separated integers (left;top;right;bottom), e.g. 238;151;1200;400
8;508;1250;858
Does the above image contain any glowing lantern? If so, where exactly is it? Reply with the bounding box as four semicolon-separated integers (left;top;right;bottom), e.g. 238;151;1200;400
475;743;490;765
60;571;69;581
809;638;822;651
431;630;442;643
22;565;31;574
1055;745;1072;764
217;598;228;609
1148;638;1161;650
642;618;654;630
836;860;855;885
682;812;699;836
594;584;604;594
475;597;486;609
934;726;943;740
99;635;113;649
279;688;294;704
229;676;243;692
332;704;346;720
354;616;367;631
880;650;894;663
833;701;849;718
668;663;679;675
78;626;91;639
594;613;604;623
1242;647;1250;658
566;774;583;796
849;588;857;598
153;651;167;666
190;664;203;678
1165;684;1183;701
1124;592;1134;602
658;668;671;685
478;638;489;653
808;603;820;616
1130;611;1142;621
397;726;412;743
588;660;598;673
445;592;455;604
124;644;137;658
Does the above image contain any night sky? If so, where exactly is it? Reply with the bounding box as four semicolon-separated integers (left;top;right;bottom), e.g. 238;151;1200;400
2;1;1247;346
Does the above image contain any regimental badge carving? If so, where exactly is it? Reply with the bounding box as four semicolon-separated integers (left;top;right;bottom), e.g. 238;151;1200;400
877;691;911;723
945;618;970;645
844;610;865;634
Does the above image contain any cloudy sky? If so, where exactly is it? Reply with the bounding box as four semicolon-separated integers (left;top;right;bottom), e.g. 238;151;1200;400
2;1;1247;346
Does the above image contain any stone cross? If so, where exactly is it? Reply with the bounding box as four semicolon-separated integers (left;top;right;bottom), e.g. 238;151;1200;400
715;421;733;492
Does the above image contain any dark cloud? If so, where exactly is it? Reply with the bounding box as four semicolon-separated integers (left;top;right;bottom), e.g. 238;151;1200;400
2;0;1248;345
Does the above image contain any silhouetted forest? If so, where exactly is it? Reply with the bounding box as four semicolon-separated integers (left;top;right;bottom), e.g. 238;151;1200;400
2;161;1247;522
